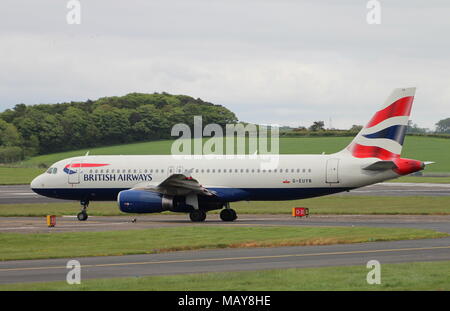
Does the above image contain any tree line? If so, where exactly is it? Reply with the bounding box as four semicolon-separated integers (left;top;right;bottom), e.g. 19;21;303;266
0;92;238;163
289;119;450;135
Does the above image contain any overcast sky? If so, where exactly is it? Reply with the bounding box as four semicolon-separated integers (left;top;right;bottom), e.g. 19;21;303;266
1;0;449;129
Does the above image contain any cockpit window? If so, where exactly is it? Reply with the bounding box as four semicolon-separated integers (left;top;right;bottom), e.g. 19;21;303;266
46;167;57;174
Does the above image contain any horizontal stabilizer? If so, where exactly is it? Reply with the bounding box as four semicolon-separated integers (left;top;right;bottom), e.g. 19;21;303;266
363;160;398;171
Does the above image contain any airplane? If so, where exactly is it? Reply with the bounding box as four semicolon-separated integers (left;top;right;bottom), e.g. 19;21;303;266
31;87;431;222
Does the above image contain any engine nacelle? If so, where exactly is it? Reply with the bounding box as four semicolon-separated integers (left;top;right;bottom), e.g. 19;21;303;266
118;189;173;213
118;190;226;214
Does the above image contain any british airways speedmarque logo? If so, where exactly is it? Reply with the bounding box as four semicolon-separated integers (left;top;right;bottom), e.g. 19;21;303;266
63;163;110;175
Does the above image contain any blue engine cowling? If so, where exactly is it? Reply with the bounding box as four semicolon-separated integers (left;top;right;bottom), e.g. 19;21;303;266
118;189;173;213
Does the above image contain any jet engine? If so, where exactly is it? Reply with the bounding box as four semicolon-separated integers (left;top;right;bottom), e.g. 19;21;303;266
118;189;174;213
118;189;226;214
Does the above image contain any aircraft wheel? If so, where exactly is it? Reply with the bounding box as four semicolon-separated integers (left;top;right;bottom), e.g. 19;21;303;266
77;211;88;221
220;208;237;222
189;210;206;222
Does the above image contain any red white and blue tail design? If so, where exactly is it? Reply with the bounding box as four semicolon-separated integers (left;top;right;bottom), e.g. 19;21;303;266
344;87;415;160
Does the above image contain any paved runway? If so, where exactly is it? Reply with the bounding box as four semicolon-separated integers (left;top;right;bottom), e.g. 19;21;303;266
0;183;449;285
1;237;449;284
0;185;67;204
1;214;450;233
1;182;449;205
0;214;449;284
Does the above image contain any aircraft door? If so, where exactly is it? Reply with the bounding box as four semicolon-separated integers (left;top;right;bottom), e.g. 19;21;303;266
326;158;339;183
68;159;82;184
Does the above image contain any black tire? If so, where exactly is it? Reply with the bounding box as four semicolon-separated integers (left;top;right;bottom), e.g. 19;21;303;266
189;210;206;222
220;209;237;222
230;209;238;221
77;211;88;221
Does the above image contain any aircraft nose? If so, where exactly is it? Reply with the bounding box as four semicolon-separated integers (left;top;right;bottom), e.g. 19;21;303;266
30;174;44;191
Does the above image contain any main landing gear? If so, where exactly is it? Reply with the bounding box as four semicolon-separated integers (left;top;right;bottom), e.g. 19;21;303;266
77;200;89;221
187;202;237;222
220;203;237;222
189;209;206;222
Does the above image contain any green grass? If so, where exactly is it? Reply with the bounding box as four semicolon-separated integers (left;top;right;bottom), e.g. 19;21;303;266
2;261;449;291
1;196;449;217
0;167;45;185
0;226;446;261
233;196;450;215
389;176;450;183
1;136;449;184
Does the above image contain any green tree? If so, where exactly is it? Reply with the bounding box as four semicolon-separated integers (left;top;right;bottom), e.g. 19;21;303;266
0;146;23;163
1;92;239;155
349;125;363;132
92;105;131;144
435;118;450;133
60;107;95;148
0;120;22;146
131;104;170;140
309;121;325;131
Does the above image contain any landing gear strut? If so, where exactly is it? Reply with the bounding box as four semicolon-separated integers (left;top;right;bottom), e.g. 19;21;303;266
77;200;89;221
189;209;206;222
220;203;237;222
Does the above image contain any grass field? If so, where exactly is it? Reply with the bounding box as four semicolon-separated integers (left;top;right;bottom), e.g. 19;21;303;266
0;226;446;261
1;196;449;217
390;176;450;183
0;167;46;185
2;261;449;291
1;136;449;185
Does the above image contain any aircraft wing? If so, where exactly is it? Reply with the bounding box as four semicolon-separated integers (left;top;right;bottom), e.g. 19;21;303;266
132;174;215;197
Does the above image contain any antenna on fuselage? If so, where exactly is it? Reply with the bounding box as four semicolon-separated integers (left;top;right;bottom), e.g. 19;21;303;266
85;151;90;156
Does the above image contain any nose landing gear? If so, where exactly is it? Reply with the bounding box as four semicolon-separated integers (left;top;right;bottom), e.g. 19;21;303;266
77;200;89;221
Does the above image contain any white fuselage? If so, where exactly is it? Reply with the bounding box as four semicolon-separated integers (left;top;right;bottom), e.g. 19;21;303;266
31;154;399;202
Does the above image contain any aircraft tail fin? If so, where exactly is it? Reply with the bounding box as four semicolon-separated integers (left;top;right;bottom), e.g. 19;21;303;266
341;87;416;160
